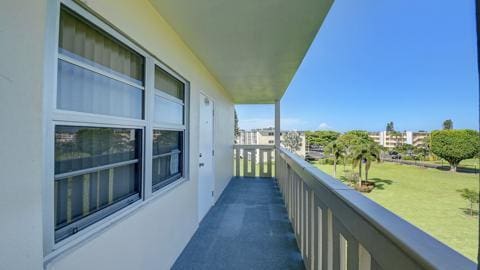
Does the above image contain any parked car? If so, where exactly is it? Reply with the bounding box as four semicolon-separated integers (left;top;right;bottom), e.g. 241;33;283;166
389;151;402;159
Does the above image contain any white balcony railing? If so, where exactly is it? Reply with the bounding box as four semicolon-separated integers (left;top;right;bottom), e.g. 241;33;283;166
233;145;275;178
275;147;476;270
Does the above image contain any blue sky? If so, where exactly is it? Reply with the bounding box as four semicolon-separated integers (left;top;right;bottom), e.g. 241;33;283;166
236;0;478;132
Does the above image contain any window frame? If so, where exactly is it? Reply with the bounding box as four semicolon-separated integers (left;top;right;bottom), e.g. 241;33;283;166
43;0;190;259
150;62;188;194
53;124;144;242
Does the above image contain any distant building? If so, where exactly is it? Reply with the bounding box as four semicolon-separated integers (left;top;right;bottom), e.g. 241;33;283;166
237;130;259;145
237;128;306;157
369;131;429;148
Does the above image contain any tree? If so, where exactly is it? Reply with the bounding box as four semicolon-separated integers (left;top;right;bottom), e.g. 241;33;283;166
386;121;394;132
442;119;453;130
351;141;381;186
337;130;371;165
456;188;479;216
394;143;415;155
430;129;480;172
324;141;345;177
234;110;240;138
305;130;340;150
283;131;302;153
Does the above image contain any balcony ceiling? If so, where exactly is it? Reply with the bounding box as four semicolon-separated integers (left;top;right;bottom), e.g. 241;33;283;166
149;0;333;104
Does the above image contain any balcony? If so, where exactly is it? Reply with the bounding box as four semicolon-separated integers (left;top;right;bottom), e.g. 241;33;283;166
174;145;476;270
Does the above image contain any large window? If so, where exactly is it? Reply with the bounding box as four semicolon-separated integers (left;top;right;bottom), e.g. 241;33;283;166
48;3;189;248
54;126;142;242
152;130;183;191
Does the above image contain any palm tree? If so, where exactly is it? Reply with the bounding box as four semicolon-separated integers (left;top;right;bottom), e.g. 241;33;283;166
351;141;381;187
325;141;345;177
364;143;381;182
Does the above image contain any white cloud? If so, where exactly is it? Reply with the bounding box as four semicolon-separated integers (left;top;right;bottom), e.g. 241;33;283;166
317;122;332;130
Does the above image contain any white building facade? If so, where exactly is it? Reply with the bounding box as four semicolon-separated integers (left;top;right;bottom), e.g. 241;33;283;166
237;129;306;157
369;131;429;148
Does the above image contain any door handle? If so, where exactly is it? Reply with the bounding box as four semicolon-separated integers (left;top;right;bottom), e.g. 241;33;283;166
199;163;205;167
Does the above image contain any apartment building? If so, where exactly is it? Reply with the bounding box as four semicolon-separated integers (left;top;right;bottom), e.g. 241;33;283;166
369;131;429;148
237;129;306;157
236;130;259;145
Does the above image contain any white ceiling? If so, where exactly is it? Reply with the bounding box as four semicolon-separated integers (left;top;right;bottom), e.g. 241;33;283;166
150;0;333;104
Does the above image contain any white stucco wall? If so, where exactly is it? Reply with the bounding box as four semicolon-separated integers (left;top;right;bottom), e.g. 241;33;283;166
0;1;47;269
0;0;234;269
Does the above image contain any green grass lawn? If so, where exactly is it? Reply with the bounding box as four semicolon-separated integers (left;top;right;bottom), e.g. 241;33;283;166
314;161;479;262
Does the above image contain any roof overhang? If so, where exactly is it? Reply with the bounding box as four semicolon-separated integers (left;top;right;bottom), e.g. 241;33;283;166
149;0;333;104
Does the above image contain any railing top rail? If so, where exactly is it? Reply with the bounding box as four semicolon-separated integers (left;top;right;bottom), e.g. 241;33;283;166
277;147;476;270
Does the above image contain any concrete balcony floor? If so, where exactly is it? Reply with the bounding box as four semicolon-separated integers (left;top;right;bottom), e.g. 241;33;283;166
173;177;304;270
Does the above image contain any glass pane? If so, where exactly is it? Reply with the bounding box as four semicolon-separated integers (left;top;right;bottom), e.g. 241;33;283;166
54;126;142;242
57;60;143;119
152;130;183;189
152;130;182;155
59;8;144;85
55;126;141;175
154;95;183;125
154;66;184;100
55;163;140;241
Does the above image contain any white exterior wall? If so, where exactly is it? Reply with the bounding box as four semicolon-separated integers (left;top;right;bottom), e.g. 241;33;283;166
405;131;413;145
0;1;234;269
0;1;47;269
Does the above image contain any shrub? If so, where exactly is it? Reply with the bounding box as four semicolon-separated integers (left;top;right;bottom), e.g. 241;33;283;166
457;188;479;216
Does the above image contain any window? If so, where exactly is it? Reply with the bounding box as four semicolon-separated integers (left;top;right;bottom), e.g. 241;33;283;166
154;66;184;125
152;66;186;192
53;7;146;243
57;8;144;119
47;3;189;249
54;126;142;242
152;130;183;191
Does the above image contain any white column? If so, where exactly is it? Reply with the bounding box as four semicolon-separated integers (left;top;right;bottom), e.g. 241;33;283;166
275;100;281;179
275;100;281;148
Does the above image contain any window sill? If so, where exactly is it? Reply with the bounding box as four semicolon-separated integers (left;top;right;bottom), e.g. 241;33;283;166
148;177;188;203
44;176;189;267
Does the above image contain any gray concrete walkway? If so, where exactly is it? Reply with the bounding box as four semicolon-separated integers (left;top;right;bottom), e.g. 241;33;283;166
172;177;304;270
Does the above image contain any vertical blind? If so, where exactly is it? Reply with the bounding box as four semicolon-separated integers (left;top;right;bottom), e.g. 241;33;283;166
59;8;144;84
154;66;184;100
57;8;144;119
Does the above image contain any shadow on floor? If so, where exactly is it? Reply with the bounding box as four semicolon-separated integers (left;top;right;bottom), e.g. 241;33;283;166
172;177;304;270
435;166;479;174
459;208;479;217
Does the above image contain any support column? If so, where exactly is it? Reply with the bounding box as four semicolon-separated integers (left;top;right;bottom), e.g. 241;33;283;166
275;100;281;179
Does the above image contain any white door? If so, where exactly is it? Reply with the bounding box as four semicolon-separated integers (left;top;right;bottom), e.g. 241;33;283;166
198;93;215;222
